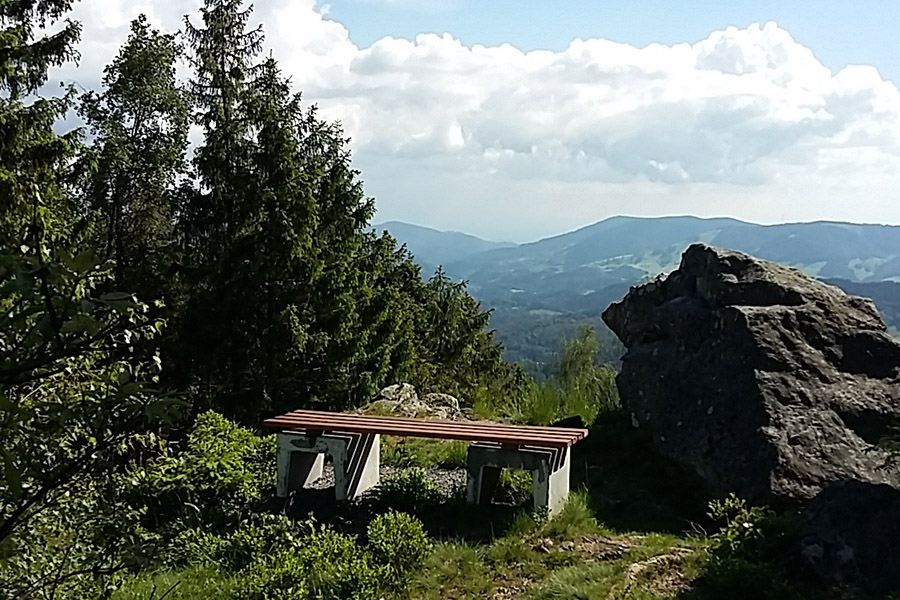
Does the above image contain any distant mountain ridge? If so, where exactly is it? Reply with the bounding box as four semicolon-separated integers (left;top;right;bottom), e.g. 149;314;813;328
377;216;900;372
372;220;514;274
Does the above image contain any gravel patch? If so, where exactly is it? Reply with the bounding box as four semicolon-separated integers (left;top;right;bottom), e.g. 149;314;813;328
305;462;466;498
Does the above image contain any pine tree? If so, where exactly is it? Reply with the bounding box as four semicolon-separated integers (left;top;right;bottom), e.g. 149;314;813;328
78;16;190;299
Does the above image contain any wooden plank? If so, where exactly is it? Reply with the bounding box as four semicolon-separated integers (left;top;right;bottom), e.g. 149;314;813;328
263;409;587;448
268;413;579;443
266;410;584;441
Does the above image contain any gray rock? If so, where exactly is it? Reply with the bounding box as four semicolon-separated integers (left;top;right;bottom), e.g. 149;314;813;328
419;392;463;420
367;385;465;420
785;480;900;595
602;244;900;502
376;383;418;405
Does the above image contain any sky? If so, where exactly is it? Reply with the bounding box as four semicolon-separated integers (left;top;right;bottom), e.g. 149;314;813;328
52;0;900;242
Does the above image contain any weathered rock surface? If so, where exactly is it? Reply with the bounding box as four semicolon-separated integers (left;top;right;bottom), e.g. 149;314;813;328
785;480;900;595
602;244;900;502
366;384;465;421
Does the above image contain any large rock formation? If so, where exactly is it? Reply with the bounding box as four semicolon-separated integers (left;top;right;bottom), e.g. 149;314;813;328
602;244;900;502
784;480;900;594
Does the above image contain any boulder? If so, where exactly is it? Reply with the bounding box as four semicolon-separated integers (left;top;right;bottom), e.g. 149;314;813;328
602;244;900;503
420;393;463;420
784;480;900;595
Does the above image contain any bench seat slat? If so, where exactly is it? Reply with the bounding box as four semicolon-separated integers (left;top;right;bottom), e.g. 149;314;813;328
270;410;583;440
263;409;587;448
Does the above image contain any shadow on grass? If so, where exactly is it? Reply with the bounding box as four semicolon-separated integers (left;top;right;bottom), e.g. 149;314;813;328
571;410;712;534
675;558;852;600
270;480;533;543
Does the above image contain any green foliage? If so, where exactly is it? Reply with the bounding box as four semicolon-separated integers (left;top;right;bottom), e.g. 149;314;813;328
78;15;189;299
410;268;527;404
0;250;181;597
707;494;774;563
374;468;445;514
112;565;239;600
126;411;275;537
693;557;803;600
495;469;534;505
367;511;432;587
381;437;468;469
537;492;600;540
495;325;618;426
1;1;81;249
238;528;381;600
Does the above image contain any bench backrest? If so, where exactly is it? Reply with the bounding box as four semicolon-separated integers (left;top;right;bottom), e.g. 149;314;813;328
263;409;587;448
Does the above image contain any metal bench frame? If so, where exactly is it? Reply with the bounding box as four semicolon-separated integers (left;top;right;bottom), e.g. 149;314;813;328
264;410;587;512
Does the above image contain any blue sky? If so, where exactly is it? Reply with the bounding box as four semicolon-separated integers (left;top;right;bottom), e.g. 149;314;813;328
325;0;900;86
64;0;900;241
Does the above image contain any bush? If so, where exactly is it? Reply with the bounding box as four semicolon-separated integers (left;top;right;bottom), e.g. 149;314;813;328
126;412;276;536
162;514;298;571
707;494;774;563
495;469;533;505
367;511;432;587
374;468;444;514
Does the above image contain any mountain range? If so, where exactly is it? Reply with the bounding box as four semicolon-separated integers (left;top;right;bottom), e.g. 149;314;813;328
373;216;900;374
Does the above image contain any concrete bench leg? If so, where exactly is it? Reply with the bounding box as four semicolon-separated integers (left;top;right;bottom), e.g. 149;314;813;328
466;443;571;513
276;431;380;501
337;432;380;501
532;447;571;514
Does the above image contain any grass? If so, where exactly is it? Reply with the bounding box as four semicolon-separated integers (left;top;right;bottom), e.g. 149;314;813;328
112;566;238;600
381;436;468;469
112;408;834;600
405;491;714;600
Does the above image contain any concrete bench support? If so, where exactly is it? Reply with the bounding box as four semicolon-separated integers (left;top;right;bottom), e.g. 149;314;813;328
276;430;380;501
466;443;571;513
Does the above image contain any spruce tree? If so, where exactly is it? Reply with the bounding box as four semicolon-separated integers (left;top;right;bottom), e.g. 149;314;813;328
0;0;82;248
180;0;262;260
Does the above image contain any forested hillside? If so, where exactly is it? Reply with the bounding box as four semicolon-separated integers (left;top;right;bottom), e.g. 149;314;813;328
378;217;900;373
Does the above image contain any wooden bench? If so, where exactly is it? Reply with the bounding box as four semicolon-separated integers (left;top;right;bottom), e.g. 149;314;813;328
263;409;588;512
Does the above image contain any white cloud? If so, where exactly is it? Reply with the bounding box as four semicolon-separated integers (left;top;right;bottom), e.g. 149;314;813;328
50;2;900;240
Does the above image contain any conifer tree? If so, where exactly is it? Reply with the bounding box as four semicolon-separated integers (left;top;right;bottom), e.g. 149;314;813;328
0;0;82;248
180;0;262;260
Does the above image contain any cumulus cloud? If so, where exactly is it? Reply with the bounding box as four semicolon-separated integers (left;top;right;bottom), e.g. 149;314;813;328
50;1;900;240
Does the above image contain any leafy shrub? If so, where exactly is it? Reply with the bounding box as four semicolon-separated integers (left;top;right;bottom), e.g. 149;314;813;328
707;494;774;562
367;511;432;586
126;412;276;536
495;469;533;505
374;468;444;513
162;514;297;571
236;525;383;600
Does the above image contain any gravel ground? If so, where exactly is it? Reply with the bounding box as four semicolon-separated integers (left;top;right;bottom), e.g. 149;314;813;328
307;462;466;498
